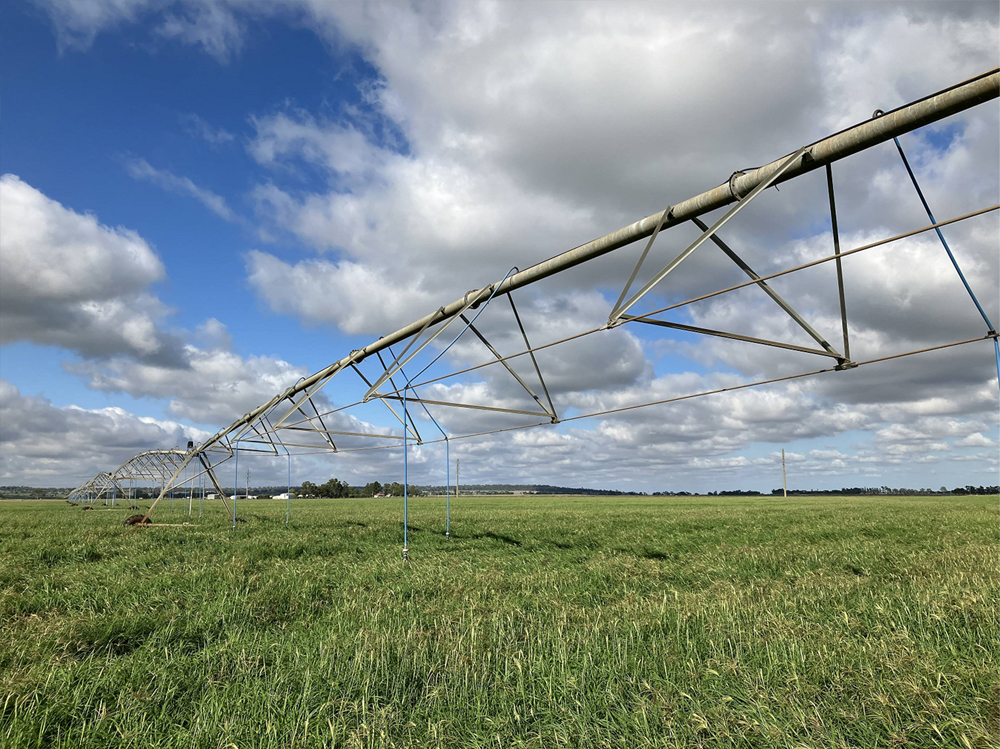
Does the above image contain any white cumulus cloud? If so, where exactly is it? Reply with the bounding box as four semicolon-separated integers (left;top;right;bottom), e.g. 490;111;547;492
0;174;179;361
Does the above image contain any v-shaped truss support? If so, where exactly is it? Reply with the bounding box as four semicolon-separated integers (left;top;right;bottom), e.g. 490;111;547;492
609;147;809;325
364;289;558;423
354;357;423;443
364;290;491;400
688;215;845;362
460;311;557;421
507;294;558;422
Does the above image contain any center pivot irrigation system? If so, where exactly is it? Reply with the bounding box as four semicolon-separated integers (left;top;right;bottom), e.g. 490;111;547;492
71;69;1000;554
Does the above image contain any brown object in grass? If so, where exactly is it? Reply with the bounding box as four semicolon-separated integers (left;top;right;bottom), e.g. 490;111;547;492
124;514;151;527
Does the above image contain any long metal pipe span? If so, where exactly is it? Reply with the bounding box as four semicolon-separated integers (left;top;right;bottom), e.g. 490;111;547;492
199;67;999;455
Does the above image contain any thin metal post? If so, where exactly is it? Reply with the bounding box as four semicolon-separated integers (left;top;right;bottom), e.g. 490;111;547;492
199;474;203;519
396;268;515;558
826;164;851;362
286;453;291;526
402;388;409;560
446;438;450;539
391;348;452;540
232;443;239;531
782;449;787;498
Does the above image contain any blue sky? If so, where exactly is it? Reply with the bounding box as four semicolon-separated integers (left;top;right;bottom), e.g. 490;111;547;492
2;3;374;370
1;1;998;491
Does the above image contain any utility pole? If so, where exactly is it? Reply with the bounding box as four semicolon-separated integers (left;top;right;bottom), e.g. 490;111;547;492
782;449;787;498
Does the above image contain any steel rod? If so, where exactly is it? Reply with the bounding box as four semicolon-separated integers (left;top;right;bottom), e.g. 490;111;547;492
460;314;553;417
375;350;424;443
690;216;842;359
351;363;421;440
892;136;996;333
621;316;842;358
381;395;550;417
610;205;671;317
508;293;558;422
826;163;852;362
282;426;401;440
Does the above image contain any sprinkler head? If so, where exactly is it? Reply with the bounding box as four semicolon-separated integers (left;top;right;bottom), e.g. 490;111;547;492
402;547;409;561
445;531;450;539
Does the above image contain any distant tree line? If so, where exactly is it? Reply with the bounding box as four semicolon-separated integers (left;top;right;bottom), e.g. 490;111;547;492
420;483;649;496
765;485;1000;496
420;483;1000;497
3;482;998;500
0;486;75;499
297;479;420;498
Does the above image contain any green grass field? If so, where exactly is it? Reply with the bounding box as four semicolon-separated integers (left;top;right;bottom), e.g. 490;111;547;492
1;494;997;748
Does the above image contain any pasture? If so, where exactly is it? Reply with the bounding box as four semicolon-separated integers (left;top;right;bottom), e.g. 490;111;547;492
1;494;996;748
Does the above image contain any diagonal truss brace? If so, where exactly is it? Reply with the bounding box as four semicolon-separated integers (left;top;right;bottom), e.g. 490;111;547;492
609;147;809;324
826;163;852;365
364;290;490;400
382;394;551;418
249;390;338;451
507;294;558;422
351;363;423;443
197;452;232;517
609;205;672;317
689;215;845;362
377;349;425;443
621;315;843;358
298;393;338;451
141;450;231;523
459;313;556;420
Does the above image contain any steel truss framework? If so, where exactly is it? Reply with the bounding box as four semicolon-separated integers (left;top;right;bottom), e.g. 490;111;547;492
69;449;232;516
67;472;124;505
70;69;1000;533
